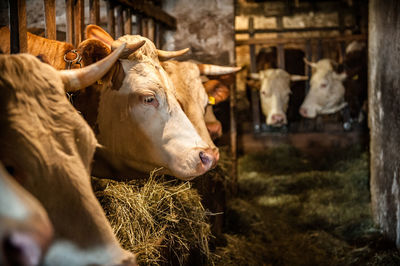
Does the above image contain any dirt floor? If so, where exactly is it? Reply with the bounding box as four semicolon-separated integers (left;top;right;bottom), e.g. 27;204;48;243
213;144;400;266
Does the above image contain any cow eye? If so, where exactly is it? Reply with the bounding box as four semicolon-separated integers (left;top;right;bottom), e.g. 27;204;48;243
144;96;155;104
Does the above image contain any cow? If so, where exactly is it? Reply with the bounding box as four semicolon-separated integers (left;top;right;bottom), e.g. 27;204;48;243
249;69;308;127
161;60;240;156
1;24;219;180
0;163;53;266
0;50;138;265
71;25;219;180
299;41;367;122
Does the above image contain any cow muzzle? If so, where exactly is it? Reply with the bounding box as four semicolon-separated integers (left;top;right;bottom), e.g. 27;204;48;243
198;148;218;172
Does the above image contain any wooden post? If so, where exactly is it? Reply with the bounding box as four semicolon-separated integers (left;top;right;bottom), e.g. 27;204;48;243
73;0;84;47
304;40;312;94
106;1;115;39
116;5;124;38
154;22;160;48
148;18;155;42
124;9;132;35
9;0;27;53
136;14;142;35
141;18;148;38
89;0;100;25
317;39;323;60
276;16;285;69
248;17;261;134
65;0;74;44
44;0;56;40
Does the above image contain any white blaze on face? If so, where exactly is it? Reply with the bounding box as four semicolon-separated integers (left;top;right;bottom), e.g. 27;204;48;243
299;59;347;118
97;59;214;180
259;69;291;126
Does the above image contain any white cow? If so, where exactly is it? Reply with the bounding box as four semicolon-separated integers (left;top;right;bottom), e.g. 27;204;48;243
250;69;307;126
299;59;347;118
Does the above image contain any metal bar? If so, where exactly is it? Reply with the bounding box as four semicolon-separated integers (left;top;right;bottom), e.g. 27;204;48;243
116;5;124;37
44;0;56;40
106;1;115;39
9;0;27;53
89;0;100;25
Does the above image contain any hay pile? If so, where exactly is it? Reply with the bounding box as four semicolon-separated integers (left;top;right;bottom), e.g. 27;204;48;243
92;172;212;265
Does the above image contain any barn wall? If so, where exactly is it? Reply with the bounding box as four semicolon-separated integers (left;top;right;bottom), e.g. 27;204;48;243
369;0;400;247
162;0;235;65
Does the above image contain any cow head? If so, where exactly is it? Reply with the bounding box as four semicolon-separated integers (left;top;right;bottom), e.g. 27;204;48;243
161;61;239;158
299;59;347;118
0;52;137;265
0;163;53;266
81;25;218;180
250;69;307;127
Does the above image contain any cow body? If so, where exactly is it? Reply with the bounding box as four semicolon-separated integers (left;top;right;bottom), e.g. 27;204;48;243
0;54;136;265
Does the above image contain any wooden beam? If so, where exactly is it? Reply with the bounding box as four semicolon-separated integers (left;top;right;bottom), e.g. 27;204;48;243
236;34;367;46
89;0;100;25
106;1;115;39
124;9;132;35
65;0;74;44
44;0;56;40
235;26;355;35
112;0;176;29
9;0;27;53
73;0;84;47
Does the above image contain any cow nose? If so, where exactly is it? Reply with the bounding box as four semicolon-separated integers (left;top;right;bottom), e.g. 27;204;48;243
299;107;308;117
2;231;42;266
199;148;217;171
271;113;285;124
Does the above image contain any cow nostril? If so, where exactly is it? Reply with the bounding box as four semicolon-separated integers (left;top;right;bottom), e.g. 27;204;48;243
199;151;211;166
3;232;41;266
300;107;307;116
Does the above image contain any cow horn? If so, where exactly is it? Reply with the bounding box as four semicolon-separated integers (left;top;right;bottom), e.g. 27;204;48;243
60;43;126;92
290;75;309;81
249;73;260;80
157;48;189;61
303;57;317;68
111;39;146;59
197;64;242;75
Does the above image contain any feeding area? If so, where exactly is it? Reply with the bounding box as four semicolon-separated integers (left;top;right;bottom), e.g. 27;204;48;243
0;0;400;265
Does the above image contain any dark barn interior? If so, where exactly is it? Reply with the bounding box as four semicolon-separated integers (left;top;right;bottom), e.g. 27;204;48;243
0;0;400;265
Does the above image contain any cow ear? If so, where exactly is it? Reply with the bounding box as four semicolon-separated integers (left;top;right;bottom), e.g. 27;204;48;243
78;39;111;66
204;80;229;104
290;75;308;82
110;61;126;91
85;24;114;47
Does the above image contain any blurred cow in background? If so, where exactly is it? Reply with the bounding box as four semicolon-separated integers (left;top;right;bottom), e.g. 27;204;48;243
299;41;367;126
249;69;308;127
0;163;53;266
0;51;137;265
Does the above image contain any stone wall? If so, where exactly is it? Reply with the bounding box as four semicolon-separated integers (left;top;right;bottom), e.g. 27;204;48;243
369;0;400;247
163;0;235;65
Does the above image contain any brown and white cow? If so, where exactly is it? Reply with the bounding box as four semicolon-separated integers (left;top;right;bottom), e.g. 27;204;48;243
72;25;217;180
0;51;137;265
299;59;347;118
161;60;240;158
0;163;53;266
250;69;308;127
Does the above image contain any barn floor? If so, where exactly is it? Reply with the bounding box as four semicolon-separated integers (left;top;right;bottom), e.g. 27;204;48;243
213;144;400;265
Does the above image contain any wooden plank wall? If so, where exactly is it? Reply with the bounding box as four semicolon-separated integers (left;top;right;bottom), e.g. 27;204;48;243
7;0;177;53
